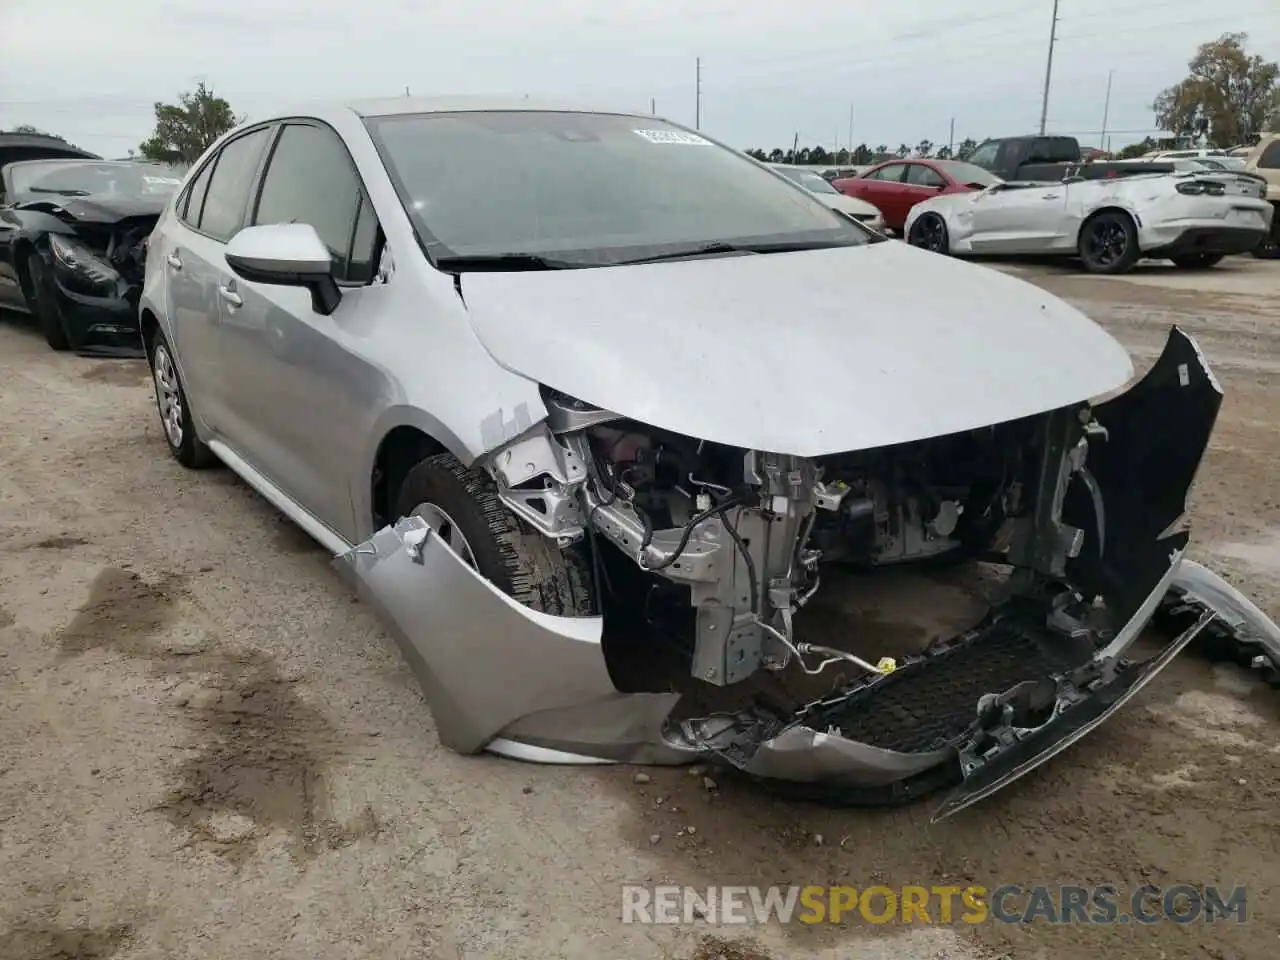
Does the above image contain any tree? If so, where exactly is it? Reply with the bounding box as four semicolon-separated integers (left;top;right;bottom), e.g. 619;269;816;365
138;82;241;164
1117;137;1158;159
744;148;768;160
874;144;889;158
767;148;784;162
1153;33;1279;146
833;147;850;164
807;145;831;165
852;143;873;164
914;139;934;158
895;143;910;157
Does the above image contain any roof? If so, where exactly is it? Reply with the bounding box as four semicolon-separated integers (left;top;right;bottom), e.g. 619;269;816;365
0;132;99;163
342;95;649;119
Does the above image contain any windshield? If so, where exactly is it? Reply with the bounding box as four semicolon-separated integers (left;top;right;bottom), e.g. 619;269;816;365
773;167;840;195
365;111;865;266
8;160;185;198
933;160;1002;186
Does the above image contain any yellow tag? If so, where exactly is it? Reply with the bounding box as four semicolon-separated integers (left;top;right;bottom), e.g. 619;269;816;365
876;657;898;674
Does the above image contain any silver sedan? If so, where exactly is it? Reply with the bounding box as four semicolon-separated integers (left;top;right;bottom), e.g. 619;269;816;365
140;97;1279;820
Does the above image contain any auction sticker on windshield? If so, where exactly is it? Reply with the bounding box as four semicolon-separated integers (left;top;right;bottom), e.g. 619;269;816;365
633;129;712;145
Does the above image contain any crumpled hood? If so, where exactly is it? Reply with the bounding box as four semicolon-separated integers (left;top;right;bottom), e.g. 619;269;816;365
460;242;1134;455
15;193;168;223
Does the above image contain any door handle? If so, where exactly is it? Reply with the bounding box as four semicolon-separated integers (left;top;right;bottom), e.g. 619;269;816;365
217;285;243;308
1041;193;1061;200
166;253;183;270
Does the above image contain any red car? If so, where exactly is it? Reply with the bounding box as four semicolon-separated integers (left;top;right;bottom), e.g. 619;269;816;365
832;159;1000;233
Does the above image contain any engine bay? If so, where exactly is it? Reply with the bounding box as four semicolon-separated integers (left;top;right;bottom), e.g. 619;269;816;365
486;386;1069;689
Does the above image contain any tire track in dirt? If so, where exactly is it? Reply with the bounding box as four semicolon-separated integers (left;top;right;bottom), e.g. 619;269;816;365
54;565;379;865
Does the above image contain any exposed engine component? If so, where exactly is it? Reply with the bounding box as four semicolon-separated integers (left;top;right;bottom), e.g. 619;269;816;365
488;405;1040;688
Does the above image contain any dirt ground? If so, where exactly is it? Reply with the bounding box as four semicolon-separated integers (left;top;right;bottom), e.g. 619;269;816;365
2;257;1279;960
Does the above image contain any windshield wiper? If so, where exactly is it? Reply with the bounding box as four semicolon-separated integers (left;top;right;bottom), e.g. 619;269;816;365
433;253;583;272
29;187;91;196
617;239;851;265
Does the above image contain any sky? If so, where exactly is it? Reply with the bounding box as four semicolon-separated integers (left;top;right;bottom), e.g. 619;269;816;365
1;0;1277;158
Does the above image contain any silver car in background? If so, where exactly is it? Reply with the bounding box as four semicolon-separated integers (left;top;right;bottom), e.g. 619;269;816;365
140;97;1280;820
768;163;885;232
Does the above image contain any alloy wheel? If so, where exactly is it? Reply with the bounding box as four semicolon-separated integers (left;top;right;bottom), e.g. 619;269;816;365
152;344;184;448
1086;220;1128;267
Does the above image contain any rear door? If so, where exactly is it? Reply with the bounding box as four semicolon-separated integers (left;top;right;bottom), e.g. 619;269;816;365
219;120;386;537
854;163;911;227
900;163;950;220
160;125;273;436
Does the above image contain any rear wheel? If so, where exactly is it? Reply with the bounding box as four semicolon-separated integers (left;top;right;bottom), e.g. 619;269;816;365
1169;252;1224;270
1078;211;1139;274
394;452;597;616
907;213;950;254
149;329;213;468
24;254;71;351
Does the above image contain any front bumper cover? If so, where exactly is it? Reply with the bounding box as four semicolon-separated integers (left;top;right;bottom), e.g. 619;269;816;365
335;327;1280;817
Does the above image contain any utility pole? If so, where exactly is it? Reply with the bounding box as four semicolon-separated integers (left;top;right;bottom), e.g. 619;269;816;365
1037;0;1061;135
792;131;799;162
695;58;702;129
847;103;854;153
404;86;410;97
948;117;955;155
651;97;656;115
1100;69;1114;152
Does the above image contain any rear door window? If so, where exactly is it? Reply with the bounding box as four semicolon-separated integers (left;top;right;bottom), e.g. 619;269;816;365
198;127;272;242
869;163;908;182
906;164;946;187
178;160;215;228
1259;141;1280;169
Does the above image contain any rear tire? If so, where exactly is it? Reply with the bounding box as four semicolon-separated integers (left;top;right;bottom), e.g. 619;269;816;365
1169;252;1224;270
1078;210;1139;274
395;452;597;617
148;328;214;469
25;254;71;351
907;213;950;255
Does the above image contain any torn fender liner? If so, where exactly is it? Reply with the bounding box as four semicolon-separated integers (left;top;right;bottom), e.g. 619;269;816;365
334;516;686;762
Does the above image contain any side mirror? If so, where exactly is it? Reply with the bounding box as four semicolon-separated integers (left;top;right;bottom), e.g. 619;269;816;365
225;223;341;315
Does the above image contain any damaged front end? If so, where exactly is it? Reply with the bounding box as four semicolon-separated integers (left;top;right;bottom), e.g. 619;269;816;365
337;327;1278;817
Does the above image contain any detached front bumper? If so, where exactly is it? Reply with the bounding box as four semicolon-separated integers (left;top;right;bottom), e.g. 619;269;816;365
336;327;1280;818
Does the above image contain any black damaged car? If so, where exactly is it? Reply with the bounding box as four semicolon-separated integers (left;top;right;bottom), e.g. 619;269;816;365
0;158;185;356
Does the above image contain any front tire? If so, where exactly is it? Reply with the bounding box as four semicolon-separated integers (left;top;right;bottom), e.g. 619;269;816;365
149;329;213;468
24;254;71;351
395;452;597;617
907;213;950;254
1169;252;1224;270
1078;211;1139;274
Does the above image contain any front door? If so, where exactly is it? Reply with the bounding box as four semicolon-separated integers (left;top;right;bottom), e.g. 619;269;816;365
217;120;385;541
968;184;1069;252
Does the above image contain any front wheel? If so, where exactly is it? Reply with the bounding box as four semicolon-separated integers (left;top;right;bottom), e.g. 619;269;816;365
907;213;950;255
395;452;597;617
1078;211;1139;274
1169;252;1224;270
25;254;71;351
